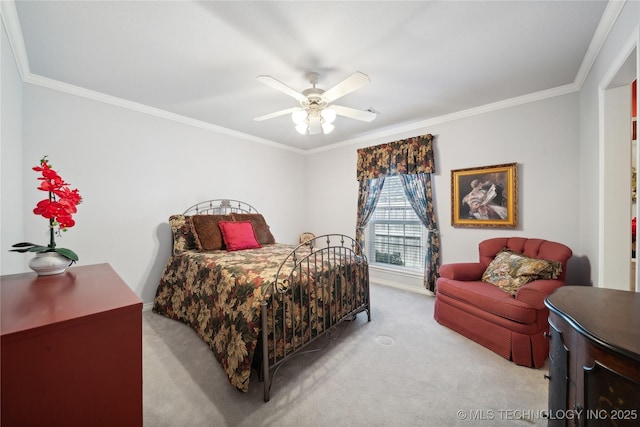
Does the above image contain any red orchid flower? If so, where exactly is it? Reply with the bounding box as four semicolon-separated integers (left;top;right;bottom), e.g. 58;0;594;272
11;156;83;263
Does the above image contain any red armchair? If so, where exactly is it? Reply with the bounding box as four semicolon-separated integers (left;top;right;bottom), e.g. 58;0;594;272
434;237;572;368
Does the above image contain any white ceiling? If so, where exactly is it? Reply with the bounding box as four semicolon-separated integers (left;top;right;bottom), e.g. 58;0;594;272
5;1;613;151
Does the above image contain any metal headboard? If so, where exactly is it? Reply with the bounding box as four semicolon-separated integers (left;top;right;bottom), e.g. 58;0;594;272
183;199;259;216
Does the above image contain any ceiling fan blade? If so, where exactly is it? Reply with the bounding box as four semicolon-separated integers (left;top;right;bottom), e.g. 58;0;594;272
254;107;301;122
256;75;307;102
321;72;371;103
331;104;377;122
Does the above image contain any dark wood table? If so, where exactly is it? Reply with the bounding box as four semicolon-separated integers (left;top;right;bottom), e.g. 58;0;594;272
545;286;640;426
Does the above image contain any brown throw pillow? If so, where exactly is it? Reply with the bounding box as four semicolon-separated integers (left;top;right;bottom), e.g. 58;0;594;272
190;214;232;250
231;213;276;244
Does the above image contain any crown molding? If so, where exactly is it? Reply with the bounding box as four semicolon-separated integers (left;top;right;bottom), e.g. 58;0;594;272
574;0;627;90
599;25;639;90
2;0;623;156
1;1;305;154
311;1;626;155
24;73;306;154
1;0;30;78
308;82;580;154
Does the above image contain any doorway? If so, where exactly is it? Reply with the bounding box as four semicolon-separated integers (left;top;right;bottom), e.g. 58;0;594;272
600;44;638;292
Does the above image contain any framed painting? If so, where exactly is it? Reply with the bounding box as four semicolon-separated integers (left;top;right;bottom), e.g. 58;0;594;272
451;163;518;228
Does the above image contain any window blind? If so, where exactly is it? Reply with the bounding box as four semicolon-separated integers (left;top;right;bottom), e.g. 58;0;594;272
368;175;425;269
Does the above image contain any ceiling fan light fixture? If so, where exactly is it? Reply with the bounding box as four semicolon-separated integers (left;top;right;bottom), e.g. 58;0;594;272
292;108;336;135
321;108;336;124
321;123;335;134
292;110;307;125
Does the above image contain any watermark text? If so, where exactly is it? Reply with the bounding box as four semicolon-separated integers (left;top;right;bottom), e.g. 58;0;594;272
455;408;638;422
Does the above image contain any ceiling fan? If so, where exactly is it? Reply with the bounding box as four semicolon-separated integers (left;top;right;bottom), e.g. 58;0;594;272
254;71;377;135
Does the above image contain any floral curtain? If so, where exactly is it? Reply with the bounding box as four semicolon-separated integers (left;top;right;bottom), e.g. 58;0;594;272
357;134;435;181
356;134;439;292
399;173;440;292
355;177;385;254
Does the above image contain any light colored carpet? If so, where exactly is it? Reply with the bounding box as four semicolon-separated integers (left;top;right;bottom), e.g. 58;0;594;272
143;283;549;426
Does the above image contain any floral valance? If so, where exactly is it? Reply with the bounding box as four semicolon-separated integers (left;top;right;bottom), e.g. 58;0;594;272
356;134;435;181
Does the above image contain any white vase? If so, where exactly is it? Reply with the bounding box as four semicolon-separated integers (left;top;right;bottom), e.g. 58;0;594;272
29;252;71;276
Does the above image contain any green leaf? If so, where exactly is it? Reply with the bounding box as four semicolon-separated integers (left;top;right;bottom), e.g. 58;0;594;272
9;248;32;253
10;243;48;253
9;243;77;264
27;246;51;253
11;242;39;248
55;247;79;262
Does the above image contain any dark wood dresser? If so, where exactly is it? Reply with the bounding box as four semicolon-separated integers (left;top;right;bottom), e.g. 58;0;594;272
1;263;142;426
545;286;640;426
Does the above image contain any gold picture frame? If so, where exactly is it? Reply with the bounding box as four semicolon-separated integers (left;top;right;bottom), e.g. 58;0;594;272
451;163;518;228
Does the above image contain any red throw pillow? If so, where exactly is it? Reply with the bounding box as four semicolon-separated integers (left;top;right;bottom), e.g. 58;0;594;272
218;221;262;251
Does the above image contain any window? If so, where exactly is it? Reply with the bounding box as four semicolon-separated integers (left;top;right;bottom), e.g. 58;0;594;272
367;175;426;270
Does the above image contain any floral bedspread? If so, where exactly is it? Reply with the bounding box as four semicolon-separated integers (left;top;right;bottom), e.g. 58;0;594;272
152;243;367;393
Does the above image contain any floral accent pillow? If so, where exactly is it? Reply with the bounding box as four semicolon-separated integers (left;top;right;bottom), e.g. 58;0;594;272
169;215;197;255
481;249;562;296
299;232;316;247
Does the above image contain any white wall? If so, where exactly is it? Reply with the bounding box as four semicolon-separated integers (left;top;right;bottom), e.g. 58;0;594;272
307;94;581;289
1;19;25;275
9;83;306;304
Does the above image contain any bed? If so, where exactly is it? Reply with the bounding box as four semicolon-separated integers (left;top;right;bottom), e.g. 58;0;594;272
152;199;371;401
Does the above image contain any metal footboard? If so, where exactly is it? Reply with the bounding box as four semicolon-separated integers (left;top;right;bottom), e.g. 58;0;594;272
260;234;370;402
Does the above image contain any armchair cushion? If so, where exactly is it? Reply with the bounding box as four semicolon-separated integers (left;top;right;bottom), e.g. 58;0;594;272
516;279;566;309
439;262;486;281
481;249;562;295
437;278;537;324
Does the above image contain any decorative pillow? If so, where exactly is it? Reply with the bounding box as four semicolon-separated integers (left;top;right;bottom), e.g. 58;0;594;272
218;220;262;251
231;213;276;244
169;215;197;255
481;249;562;296
299;232;316;247
191;214;232;251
